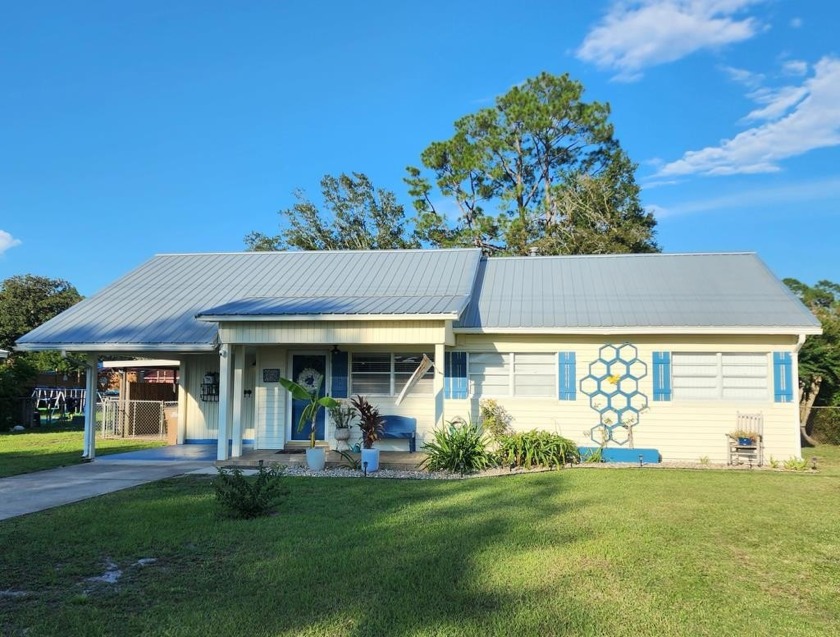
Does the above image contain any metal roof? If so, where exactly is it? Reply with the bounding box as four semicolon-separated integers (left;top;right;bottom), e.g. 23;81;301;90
456;253;821;332
16;250;819;352
16;249;482;351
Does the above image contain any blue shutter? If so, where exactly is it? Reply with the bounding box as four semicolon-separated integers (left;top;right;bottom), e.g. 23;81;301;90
773;352;793;403
558;352;576;400
652;351;672;401
331;351;349;398
445;352;468;399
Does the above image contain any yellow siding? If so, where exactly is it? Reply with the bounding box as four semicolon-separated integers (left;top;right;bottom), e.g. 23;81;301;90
181;354;219;441
219;320;447;345
446;333;802;462
255;347;287;450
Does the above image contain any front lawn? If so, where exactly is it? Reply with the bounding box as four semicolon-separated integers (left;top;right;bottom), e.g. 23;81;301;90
0;423;167;477
1;448;838;636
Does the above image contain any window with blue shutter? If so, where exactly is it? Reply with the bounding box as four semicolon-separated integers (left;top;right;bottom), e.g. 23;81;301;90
773;352;793;403
331;351;349;398
558;352;576;400
652;351;672;401
445;352;468;399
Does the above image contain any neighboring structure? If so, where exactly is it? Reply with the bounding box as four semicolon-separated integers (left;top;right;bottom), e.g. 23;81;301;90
0;349;9;360
16;249;820;463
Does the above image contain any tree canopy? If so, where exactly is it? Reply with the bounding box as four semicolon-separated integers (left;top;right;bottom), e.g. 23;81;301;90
0;275;82;350
245;172;419;252
405;72;658;255
784;278;840;444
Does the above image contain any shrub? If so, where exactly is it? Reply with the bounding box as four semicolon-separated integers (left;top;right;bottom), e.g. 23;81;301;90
213;463;287;519
350;395;384;449
496;430;580;469
421;418;494;475
782;457;809;472
479;398;513;439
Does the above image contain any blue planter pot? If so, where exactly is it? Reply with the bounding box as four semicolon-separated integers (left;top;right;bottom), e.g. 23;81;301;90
361;448;380;473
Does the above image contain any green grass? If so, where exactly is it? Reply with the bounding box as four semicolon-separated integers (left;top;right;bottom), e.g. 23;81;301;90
1;447;839;637
0;423;167;478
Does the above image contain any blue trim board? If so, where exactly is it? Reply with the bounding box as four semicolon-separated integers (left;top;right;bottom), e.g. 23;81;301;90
186;439;255;445
578;447;661;463
773;351;793;403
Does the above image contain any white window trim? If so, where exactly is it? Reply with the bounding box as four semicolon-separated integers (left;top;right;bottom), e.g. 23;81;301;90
672;352;771;402
350;352;433;397
467;351;557;398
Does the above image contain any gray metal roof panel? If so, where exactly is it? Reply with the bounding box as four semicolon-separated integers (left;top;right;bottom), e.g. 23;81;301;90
17;249;482;349
198;294;469;318
456;253;820;330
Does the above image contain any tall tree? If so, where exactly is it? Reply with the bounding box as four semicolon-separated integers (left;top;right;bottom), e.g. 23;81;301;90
245;172;419;251
784;278;840;445
406;72;658;255
0;275;82;351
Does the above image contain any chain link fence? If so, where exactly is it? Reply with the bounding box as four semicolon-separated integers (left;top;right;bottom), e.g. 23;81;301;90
100;398;177;439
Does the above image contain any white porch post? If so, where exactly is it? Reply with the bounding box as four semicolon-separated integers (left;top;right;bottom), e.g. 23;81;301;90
83;353;97;460
176;358;187;444
231;345;245;458
434;342;445;429
217;344;232;461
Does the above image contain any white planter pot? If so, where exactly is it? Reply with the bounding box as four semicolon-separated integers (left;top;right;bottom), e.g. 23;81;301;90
306;447;326;471
361;448;380;473
334;427;351;451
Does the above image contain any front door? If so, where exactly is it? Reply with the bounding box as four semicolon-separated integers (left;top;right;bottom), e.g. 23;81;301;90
290;353;328;442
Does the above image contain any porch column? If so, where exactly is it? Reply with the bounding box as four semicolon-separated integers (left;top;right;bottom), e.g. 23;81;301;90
231;345;245;458
176;358;187;444
83;353;97;460
217;344;232;461
434;343;445;429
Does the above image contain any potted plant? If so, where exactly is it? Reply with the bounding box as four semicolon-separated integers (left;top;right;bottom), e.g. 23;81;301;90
350;395;384;472
280;375;338;471
731;430;758;446
329;401;357;451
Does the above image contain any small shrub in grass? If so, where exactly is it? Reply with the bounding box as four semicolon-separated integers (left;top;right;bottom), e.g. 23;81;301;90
496;430;580;469
421;418;494;475
213;463;288;519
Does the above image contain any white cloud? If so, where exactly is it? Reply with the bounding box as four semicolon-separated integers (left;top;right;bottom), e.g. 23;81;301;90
721;65;765;89
790;17;803;28
657;56;840;176
0;230;22;255
576;1;765;81
648;176;840;217
781;59;808;76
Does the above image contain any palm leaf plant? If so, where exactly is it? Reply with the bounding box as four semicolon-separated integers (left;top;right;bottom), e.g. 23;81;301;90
279;377;338;448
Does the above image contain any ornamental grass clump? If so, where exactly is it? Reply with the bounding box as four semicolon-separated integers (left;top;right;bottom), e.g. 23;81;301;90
213;463;288;519
496;430;580;469
421;418;494;475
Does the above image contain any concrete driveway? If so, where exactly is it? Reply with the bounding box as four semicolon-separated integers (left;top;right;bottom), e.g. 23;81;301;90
0;459;212;521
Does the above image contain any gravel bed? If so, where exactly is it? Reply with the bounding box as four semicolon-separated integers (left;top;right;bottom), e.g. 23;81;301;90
221;461;793;480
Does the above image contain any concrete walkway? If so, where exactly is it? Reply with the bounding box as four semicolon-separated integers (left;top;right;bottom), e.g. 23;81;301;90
0;459;212;521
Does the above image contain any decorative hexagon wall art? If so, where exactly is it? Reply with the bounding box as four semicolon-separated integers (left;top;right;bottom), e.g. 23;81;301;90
579;343;649;447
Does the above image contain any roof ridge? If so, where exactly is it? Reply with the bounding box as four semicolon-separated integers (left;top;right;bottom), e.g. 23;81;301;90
152;248;481;257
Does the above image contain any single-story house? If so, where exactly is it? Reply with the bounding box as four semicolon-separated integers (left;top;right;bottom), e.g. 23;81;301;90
16;249;820;463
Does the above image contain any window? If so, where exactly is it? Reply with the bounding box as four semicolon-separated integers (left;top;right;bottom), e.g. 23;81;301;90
672;353;768;400
350;353;433;396
468;352;556;397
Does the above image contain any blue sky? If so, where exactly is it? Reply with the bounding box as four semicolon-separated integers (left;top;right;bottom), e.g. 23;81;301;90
1;0;838;296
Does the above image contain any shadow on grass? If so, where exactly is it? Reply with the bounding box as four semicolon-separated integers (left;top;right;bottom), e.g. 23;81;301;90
0;472;597;636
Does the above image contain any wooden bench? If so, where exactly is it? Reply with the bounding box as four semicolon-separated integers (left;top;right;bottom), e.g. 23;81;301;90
381;415;417;453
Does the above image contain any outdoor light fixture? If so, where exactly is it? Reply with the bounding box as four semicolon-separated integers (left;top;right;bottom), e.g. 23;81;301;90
332;344;340;355
244;389;252;398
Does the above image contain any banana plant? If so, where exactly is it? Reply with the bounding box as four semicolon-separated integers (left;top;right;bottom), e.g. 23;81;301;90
279;377;338;448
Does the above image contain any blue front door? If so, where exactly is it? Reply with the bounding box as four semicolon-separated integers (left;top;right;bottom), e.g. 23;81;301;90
290;353;327;442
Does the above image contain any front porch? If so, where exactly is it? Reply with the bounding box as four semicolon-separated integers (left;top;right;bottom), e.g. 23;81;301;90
218;448;428;472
